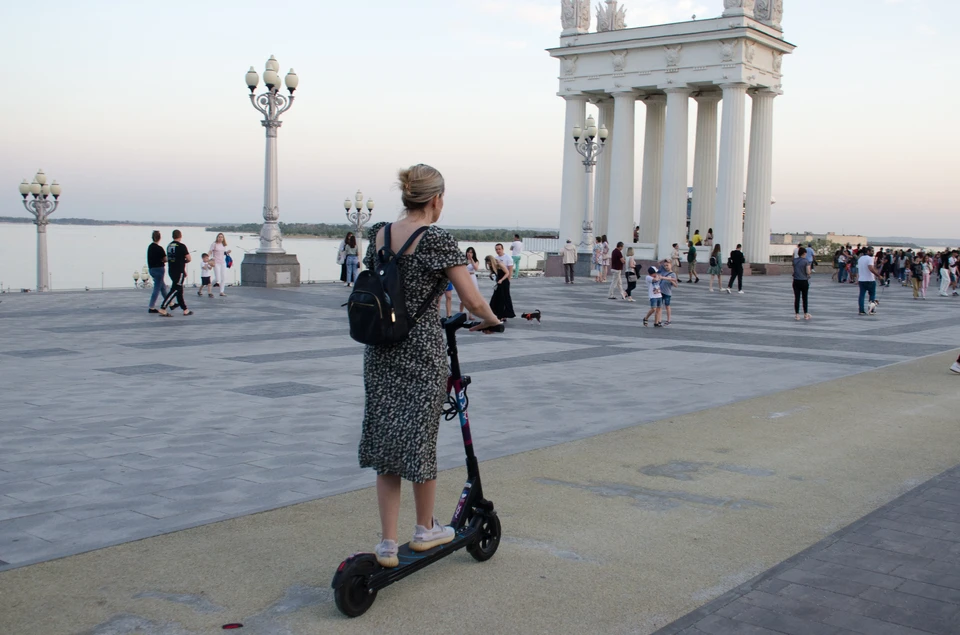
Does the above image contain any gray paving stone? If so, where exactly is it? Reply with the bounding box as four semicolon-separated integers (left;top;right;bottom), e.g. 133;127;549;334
5;277;960;571
732;605;845;635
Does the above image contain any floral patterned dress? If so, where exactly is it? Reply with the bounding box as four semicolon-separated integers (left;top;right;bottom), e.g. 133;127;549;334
358;222;466;483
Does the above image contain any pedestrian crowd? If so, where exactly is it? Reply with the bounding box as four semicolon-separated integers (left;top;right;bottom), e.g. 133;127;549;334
145;230;234;317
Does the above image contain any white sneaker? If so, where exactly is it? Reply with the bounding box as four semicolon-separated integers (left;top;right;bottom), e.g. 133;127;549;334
951;362;960;375
410;517;455;552
724;288;731;294
374;539;399;568
738;290;744;295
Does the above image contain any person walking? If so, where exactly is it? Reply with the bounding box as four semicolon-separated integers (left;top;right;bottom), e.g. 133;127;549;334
359;164;501;568
642;267;663;327
510;234;523;279
208;233;232;296
686;240;700;283
671;243;682;273
343;233;360;287
707;244;723;292
608;241;626;300
858;246;881;315
939;251;952;297
726;244;745;294
459;246;481;317
146;230;169;314
600;235;610;283
198;253;214;298
922;252;933;298
909;255;924;300
561;239;578;284
659;259;679;324
836;249;848;284
793;246;812;321
624;247;637;302
593;236;604;283
494;243;514;280
485;255;515;320
337;232;353;284
704;228;714;246
158;229;192;317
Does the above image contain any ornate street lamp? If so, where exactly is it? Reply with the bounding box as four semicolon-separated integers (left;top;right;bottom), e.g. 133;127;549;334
344;190;375;259
245;56;299;254
18;169;61;292
572;115;608;251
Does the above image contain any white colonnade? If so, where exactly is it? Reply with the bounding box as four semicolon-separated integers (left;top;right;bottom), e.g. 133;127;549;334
557;84;779;263
551;3;793;263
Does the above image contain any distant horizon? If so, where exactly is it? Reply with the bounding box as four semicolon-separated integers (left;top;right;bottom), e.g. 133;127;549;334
2;217;958;247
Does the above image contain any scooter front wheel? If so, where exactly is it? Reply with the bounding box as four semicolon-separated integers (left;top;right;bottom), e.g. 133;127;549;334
333;555;379;617
467;511;501;562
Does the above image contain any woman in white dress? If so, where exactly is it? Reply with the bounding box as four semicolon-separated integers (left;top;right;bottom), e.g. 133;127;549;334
459;246;481;318
208;233;232;296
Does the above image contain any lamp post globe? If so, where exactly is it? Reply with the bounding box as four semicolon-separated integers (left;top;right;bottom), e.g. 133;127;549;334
572;114;608;251
17;170;61;291
345;190;375;258
242;55;301;287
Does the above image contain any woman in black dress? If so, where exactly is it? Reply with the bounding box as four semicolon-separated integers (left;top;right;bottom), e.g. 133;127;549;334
485;255;516;320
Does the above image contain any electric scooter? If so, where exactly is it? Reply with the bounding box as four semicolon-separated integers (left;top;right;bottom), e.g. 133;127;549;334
331;313;505;617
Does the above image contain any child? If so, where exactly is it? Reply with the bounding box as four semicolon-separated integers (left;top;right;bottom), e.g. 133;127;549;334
659;260;679;325
198;253;214;298
642;266;663;327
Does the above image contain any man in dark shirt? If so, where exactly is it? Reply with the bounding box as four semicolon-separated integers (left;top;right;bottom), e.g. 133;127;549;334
146;230;168;314
607;241;626;299
726;244;746;294
159;230;192;316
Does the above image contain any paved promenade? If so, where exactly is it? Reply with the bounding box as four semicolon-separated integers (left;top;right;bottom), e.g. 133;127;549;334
1;274;959;634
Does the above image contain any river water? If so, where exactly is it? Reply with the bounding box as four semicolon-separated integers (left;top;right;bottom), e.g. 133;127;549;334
0;223;541;291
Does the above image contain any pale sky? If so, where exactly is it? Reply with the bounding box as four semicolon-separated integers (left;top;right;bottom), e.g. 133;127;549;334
1;0;957;237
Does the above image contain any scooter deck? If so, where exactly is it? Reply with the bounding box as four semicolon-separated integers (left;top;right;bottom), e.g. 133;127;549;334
363;525;480;590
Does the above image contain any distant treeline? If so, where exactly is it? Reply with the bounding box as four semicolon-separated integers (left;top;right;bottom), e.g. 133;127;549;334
207;223;557;243
0;216;208;227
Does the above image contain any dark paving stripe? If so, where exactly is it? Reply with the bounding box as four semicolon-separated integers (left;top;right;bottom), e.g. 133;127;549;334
653;464;960;635
864;315;960;338
538;321;948;358
121;329;349;349
225;347;361;363
1;348;78;358
42;313;302;333
96;364;190;375
662;345;894;368
230;382;334;398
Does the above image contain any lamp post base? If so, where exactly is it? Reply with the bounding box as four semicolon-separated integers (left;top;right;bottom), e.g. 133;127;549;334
240;252;301;288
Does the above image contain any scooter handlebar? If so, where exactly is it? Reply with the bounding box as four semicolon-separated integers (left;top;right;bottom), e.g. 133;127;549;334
464;321;505;333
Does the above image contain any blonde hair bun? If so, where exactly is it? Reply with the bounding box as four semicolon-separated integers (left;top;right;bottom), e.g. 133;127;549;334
397;164;444;211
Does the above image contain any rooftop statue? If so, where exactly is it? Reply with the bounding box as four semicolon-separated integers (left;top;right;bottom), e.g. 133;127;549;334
561;0;592;34
596;0;627;32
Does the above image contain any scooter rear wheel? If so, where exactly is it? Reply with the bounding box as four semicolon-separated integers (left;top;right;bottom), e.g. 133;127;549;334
333;556;379;617
467;511;501;562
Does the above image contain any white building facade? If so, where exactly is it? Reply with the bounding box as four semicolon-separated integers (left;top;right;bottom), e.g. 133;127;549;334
552;0;794;263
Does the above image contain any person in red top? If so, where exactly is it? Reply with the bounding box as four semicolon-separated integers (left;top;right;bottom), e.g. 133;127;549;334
608;241;626;300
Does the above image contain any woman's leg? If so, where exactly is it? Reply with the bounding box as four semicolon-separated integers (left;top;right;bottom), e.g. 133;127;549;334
793;280;801;315
376;474;402;541
412;479;438;529
340;263;347;282
216;263;228;293
444;291;453;318
802;281;809;315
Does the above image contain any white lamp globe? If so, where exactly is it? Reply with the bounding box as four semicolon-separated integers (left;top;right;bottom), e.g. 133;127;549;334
263;69;279;89
19;180;30;196
30;180;41;195
50;181;61;197
572;125;582;140
245;67;260;91
344;198;353;211
284;69;299;93
41;184;51;197
265;55;280;72
35;170;47;186
366;198;375;211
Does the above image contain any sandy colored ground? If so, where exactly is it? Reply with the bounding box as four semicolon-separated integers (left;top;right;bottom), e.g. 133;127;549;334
2;352;959;635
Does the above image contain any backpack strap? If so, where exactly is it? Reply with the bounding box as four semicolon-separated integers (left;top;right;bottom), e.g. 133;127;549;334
377;223;430;262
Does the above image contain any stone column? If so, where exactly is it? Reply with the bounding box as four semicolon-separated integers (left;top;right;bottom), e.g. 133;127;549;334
559;95;588;246
593;99;615;238
606;91;638;246
656;87;692;260
690;92;721;244
713;83;748;256
638;96;666;245
743;89;777;263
